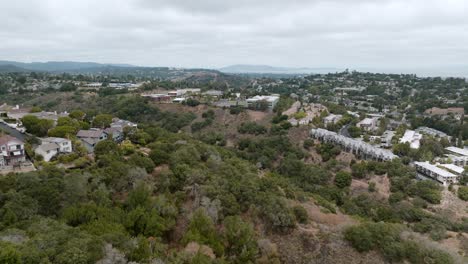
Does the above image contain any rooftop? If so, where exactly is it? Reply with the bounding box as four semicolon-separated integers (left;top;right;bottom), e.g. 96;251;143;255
446;146;468;157
414;161;457;178
77;129;105;139
439;163;465;174
246;95;280;103
0;135;23;145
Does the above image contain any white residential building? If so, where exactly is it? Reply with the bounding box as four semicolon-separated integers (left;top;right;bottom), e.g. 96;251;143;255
380;130;395;148
168;88;201;97
399;130;423;149
246;95;280;109
35;137;73;162
414;161;461;186
357;117;379;132
323;114;343;126
416;127;450;139
311;128;397;161
445;146;468;167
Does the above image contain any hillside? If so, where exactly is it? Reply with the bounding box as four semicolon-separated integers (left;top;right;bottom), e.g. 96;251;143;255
219;64;340;74
0;64;30;73
0;60;134;72
0;90;466;263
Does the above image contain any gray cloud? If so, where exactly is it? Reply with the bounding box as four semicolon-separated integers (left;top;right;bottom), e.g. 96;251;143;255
1;0;468;71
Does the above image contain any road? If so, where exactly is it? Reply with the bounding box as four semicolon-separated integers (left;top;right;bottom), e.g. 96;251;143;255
0;122;28;141
339;123;351;138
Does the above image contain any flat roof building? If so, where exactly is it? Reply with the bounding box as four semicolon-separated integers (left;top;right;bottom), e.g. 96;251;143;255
399;130;423;149
416;127;450;139
246;95;280;109
311;128;397;161
446;146;468;157
414;161;461;186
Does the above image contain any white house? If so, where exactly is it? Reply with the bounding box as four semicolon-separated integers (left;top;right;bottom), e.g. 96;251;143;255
445;146;468;167
323;114;343;126
399;130;423;149
246;95;280;109
357;117;379;132
35;137;73;162
414;161;462;186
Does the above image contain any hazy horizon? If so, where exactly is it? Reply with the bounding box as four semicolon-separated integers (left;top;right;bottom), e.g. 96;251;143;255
2;0;468;74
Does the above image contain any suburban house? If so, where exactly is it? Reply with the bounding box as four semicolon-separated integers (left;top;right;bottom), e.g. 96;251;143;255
141;93;172;102
357;117;379;132
168;88;201;97
111;118;137;130
399;130;423;149
246;95;280;109
104;118;137;143
34;137;73;162
380;130;395;148
0;135;26;167
77;129;108;153
8;110;69;125
202;90;224;98
323;114;343;126
104;127;124;143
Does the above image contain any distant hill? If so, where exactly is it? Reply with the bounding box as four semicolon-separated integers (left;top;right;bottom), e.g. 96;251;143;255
0;64;29;73
0;61;135;72
219;64;340;74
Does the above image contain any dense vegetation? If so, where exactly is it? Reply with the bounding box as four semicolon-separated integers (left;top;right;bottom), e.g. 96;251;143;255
0;70;466;263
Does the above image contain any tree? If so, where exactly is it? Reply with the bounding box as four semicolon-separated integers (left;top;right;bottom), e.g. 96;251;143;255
30;106;42;113
0;242;21;264
348;126;362;138
59;82;77;92
48;126;78;137
94;140;119;158
92;114;113;128
303;139;314;150
335;171;352;188
238;122;267;135
128;153;155;173
458;186;468;201
69;110;86;120
21;115;54;137
223;216;258;263
182;208;224;256
351;162;368;179
292;205;309;224
393;143;411;157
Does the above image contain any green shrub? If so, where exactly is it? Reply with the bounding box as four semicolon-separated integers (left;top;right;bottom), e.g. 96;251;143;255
458;186;468;201
334;171;352;188
292;205;309;224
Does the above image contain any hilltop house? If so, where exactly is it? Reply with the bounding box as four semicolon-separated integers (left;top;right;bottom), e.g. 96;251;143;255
357;117;379;132
323;114;342;126
34;137;73;162
77;129;108;153
103;118;137;143
0;135;26;167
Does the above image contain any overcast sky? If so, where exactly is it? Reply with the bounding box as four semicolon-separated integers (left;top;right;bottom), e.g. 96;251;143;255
1;0;468;71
